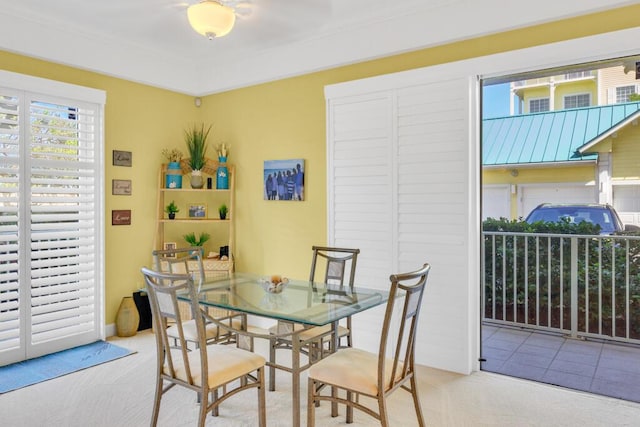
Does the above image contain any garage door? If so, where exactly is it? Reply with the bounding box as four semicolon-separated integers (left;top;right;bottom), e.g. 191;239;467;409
519;184;596;218
483;185;510;220
613;185;640;226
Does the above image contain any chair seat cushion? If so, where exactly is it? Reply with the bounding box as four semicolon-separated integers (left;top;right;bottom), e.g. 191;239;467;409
167;318;243;342
165;345;265;389
307;348;403;396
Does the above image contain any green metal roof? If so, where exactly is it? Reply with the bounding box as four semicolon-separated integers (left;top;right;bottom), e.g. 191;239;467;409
483;102;640;167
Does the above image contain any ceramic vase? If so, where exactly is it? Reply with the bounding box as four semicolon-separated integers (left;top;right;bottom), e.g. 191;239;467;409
190;169;204;189
116;296;140;337
165;161;182;189
216;156;229;189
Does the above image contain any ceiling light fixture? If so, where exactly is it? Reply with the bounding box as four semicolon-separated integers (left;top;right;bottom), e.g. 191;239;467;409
187;1;236;40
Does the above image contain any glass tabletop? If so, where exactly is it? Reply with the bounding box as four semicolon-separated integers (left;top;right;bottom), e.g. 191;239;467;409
183;272;389;326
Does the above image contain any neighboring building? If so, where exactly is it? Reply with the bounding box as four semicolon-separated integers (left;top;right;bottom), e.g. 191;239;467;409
509;65;640;115
483;102;640;224
483;64;640;224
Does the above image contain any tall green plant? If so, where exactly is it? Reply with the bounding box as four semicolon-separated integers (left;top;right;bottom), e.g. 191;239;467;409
184;123;211;171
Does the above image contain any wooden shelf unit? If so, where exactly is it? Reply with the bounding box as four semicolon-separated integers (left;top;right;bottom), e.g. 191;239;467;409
154;162;235;275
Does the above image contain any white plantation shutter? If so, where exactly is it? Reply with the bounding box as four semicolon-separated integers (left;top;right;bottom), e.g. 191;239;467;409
0;91;21;354
328;94;394;286
29;97;99;344
326;68;475;373
0;71;104;364
327;94;394;351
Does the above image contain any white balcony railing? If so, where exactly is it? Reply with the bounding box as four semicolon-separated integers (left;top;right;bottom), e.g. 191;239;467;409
483;231;640;345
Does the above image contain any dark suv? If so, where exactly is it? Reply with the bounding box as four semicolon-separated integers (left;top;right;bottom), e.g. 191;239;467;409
525;203;640;235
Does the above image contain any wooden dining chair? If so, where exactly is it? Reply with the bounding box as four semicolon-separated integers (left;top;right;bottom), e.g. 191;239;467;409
152;247;242;347
268;246;359;390
141;267;266;427
307;263;431;427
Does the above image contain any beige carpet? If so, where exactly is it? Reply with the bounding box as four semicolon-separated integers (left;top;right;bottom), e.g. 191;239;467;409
1;330;639;426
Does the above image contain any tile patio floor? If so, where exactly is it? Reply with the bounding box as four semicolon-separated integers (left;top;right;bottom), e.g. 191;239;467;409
481;324;640;403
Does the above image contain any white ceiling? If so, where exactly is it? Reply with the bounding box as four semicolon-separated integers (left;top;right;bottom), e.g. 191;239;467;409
0;0;637;95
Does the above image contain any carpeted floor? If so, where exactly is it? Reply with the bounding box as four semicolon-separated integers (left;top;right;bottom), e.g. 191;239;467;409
0;340;135;393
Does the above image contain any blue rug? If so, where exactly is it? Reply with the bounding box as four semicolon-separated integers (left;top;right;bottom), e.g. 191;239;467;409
0;340;135;393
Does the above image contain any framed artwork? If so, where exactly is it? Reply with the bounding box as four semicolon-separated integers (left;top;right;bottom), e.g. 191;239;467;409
163;242;177;257
112;179;132;195
264;159;304;201
111;209;131;225
188;204;207;219
113;150;132;167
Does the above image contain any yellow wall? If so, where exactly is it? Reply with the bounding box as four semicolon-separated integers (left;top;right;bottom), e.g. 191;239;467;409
523;87;551;113
553;80;596;109
611;124;640;180
521;80;597;112
1;4;640;325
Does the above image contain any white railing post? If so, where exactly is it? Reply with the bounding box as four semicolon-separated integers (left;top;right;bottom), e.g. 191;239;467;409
570;237;578;339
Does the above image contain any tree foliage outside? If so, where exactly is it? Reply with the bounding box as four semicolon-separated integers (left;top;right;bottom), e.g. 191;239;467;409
483;217;640;340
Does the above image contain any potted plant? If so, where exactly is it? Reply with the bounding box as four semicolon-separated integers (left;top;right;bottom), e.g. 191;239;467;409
218;203;228;220
183;231;210;247
164;200;180;219
184;123;211;189
162;148;183;189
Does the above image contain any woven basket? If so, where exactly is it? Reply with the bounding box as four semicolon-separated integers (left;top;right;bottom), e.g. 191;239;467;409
180;157;221;176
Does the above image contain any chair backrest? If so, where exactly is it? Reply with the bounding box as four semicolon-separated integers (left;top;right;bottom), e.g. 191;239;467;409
378;263;431;393
152;246;205;289
309;246;360;287
141;267;208;390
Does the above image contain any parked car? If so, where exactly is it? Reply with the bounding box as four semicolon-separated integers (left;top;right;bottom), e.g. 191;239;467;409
524;203;640;235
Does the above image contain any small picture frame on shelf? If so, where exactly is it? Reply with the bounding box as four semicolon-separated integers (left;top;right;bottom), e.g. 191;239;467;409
163;242;177;257
188;204;207;219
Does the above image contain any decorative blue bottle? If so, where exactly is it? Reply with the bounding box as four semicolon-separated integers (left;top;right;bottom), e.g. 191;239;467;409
216;156;229;189
165;162;182;189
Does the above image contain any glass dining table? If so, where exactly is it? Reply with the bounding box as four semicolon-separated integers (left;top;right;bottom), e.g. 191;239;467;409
179;272;389;427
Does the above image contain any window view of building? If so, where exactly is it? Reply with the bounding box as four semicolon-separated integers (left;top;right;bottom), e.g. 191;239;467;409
483;60;640;225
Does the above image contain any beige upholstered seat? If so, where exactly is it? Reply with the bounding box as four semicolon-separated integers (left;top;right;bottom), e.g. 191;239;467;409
152;246;243;346
307;263;431;427
141;267;266;427
268;246;359;391
307;348;404;396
